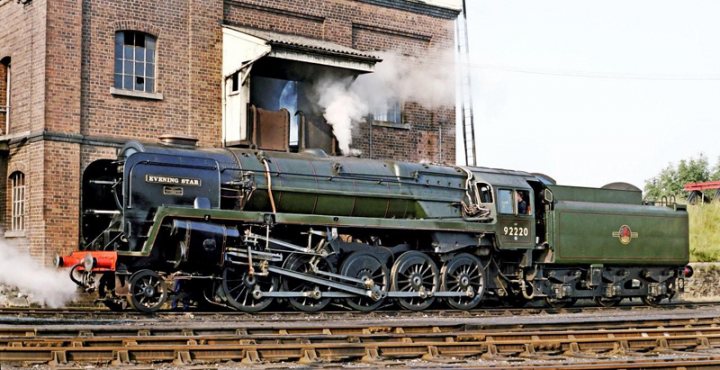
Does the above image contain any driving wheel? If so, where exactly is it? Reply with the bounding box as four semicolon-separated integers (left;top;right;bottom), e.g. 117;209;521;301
282;254;334;312
391;251;439;311
222;265;278;312
340;252;388;311
441;253;486;310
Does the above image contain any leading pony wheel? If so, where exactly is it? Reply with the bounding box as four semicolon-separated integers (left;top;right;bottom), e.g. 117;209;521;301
128;269;167;313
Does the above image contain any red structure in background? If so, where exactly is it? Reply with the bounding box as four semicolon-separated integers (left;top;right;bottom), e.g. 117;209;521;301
684;181;720;192
684;181;720;204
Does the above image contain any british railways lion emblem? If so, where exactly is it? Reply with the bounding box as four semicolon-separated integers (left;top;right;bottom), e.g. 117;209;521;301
612;225;639;245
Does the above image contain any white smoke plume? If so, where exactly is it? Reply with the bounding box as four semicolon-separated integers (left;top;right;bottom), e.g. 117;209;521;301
0;240;76;307
314;47;457;155
315;78;367;155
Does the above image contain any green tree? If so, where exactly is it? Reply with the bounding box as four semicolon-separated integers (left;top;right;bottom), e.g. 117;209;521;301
644;154;712;199
711;156;720;181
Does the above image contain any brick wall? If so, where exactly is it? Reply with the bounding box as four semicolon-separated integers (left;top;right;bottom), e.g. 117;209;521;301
0;0;48;257
80;0;223;147
0;0;47;135
43;141;80;262
46;0;82;134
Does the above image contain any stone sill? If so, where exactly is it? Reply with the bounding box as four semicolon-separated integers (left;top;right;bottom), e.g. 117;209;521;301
371;121;410;130
4;230;25;238
110;87;164;101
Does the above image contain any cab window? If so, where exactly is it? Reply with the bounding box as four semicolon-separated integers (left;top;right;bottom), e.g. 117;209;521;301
498;189;514;214
516;189;531;215
498;189;532;215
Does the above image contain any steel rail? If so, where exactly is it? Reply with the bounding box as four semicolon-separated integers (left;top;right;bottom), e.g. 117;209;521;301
2;328;720;365
2;318;720;365
0;315;718;340
0;300;714;319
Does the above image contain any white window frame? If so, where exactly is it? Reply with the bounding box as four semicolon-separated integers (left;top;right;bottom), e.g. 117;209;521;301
114;31;157;93
372;100;402;124
10;171;25;232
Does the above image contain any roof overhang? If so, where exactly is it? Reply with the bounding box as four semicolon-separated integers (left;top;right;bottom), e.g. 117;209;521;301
222;25;381;78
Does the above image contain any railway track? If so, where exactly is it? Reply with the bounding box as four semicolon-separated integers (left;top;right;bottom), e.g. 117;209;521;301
1;304;720;368
0;300;715;322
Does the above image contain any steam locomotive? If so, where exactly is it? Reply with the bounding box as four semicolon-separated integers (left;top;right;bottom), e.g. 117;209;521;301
57;140;691;312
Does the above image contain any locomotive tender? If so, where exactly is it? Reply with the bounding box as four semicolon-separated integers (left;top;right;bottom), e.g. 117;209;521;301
58;140;690;312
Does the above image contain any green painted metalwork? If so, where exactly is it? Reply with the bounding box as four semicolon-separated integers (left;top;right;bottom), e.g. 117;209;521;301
547;200;689;265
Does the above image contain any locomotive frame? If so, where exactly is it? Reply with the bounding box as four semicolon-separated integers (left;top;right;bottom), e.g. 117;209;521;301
57;141;691;313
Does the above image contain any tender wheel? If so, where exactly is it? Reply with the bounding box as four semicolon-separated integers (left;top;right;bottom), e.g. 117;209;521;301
128;270;167;313
595;296;622;307
222;265;278;312
282;254;334;312
544;297;577;309
441;253;486;310
642;296;664;306
340;252;388;312
391;251;439;311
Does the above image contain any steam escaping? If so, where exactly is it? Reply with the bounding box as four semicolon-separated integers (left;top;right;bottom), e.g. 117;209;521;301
315;78;367;155
314;48;456;155
0;241;76;307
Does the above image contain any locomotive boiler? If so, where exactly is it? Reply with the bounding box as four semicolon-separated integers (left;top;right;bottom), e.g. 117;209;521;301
58;140;691;312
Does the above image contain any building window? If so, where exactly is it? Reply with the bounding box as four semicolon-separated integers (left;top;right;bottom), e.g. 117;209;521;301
230;72;239;93
114;31;156;93
0;57;9;135
9;171;25;232
372;100;402;124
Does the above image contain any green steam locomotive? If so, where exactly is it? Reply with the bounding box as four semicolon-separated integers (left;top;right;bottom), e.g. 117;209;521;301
57;140;691;312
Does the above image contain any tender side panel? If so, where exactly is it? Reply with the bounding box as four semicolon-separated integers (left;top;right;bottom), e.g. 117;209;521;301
548;201;689;265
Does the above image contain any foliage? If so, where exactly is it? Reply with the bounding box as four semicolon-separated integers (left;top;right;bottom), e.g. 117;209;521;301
689;203;720;262
644;154;720;200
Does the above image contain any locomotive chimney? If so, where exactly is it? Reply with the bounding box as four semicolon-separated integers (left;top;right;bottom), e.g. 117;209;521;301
158;134;198;148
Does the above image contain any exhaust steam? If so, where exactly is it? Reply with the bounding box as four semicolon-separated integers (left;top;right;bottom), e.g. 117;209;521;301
0;240;76;308
314;48;456;155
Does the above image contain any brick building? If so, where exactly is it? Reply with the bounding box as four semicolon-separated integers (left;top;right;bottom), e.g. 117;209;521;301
0;0;460;263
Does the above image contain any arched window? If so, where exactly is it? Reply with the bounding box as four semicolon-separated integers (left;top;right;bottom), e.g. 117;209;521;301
0;57;10;135
114;31;156;93
9;171;25;232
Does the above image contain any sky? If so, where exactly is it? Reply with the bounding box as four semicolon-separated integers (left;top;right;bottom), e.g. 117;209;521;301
458;0;720;189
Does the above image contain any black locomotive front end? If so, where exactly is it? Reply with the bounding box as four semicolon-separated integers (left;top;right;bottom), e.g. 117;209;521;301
59;141;246;311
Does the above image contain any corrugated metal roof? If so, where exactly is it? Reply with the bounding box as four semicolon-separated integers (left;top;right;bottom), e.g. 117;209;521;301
224;25;381;62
